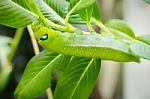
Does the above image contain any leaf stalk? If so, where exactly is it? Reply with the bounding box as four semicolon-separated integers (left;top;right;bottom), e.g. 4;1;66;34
7;28;24;62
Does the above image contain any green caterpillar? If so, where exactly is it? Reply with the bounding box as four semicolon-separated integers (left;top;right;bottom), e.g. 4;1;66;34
32;24;139;62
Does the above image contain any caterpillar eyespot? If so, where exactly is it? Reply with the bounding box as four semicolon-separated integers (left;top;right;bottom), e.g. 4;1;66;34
40;34;48;40
32;24;140;62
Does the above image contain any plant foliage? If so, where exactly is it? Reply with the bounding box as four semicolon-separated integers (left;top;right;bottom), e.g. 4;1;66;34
0;0;150;99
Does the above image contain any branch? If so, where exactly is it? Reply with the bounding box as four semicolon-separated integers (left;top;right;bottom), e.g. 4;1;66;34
27;25;40;55
47;87;53;99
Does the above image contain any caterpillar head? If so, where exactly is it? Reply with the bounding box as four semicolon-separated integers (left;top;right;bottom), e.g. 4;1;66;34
32;24;58;46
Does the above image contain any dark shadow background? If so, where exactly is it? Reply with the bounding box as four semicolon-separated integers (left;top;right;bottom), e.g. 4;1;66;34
0;26;34;99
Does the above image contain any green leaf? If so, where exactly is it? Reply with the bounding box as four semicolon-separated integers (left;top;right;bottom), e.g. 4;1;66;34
69;1;101;24
144;0;150;4
12;0;28;9
0;0;38;28
79;5;94;31
69;0;96;13
79;6;93;23
44;0;68;17
53;54;71;72
130;40;150;60
13;0;45;20
69;14;85;24
105;19;135;38
136;35;150;45
54;57;100;99
92;1;101;22
14;50;70;99
34;0;65;25
23;0;44;19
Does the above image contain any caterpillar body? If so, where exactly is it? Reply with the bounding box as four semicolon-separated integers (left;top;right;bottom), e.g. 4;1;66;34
32;24;139;62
